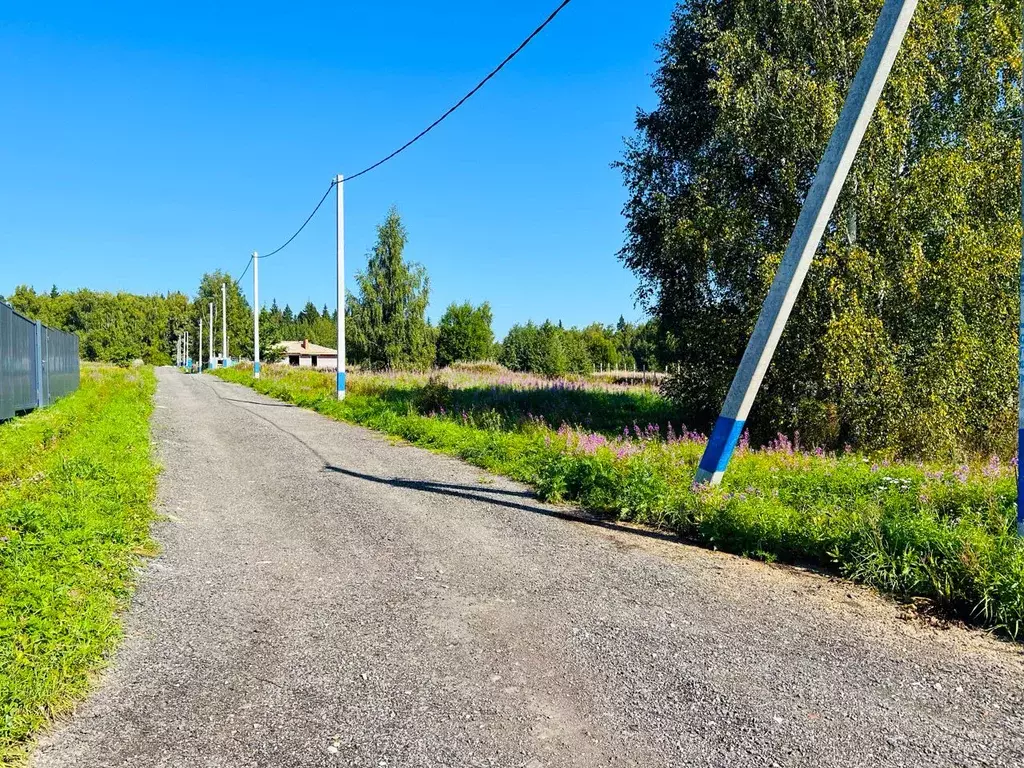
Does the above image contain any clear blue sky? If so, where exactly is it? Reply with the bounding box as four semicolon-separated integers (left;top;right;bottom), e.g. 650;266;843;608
0;0;676;336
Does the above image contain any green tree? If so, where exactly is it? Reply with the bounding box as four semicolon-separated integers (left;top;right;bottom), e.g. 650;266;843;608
297;301;320;325
259;305;285;362
346;208;434;369
499;321;594;376
193;272;252;361
582;324;619;369
436;301;495;366
619;0;1020;456
499;322;543;372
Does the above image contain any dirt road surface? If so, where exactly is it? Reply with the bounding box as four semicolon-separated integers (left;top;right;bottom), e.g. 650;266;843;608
31;369;1024;767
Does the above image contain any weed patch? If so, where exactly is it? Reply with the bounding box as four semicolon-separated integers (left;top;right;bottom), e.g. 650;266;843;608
0;366;157;763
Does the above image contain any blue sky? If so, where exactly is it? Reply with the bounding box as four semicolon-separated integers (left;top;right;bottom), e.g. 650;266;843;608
0;0;676;336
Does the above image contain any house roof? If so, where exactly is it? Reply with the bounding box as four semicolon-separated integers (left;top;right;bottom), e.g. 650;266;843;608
275;340;338;356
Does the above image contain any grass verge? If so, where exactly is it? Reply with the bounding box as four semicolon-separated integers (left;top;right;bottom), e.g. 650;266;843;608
0;366;157;764
211;364;1024;640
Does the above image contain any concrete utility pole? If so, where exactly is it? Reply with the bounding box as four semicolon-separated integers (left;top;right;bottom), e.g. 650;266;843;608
208;302;214;367
199;317;203;372
185;331;189;369
253;252;260;379
221;282;228;366
694;0;919;487
335;174;346;400
1018;5;1024;535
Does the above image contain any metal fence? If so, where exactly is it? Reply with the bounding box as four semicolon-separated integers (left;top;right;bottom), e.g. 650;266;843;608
0;301;80;420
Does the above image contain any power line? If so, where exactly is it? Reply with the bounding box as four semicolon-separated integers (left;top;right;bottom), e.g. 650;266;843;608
235;0;573;278
233;180;335;286
342;0;573;183
234;254;253;286
259;180;337;260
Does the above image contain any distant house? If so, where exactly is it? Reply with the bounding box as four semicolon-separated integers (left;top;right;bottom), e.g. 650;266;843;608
276;340;338;370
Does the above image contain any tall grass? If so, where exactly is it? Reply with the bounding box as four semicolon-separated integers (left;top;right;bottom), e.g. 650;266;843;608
213;364;1024;640
0;366;157;763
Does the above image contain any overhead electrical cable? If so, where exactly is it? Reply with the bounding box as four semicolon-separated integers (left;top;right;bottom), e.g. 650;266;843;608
341;0;573;183
234;0;573;277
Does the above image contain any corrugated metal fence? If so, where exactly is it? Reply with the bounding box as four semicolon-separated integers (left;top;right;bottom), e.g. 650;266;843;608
0;301;80;420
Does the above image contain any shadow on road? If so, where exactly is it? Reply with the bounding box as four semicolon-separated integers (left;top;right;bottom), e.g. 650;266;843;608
202;375;681;549
326;465;681;546
222;397;296;408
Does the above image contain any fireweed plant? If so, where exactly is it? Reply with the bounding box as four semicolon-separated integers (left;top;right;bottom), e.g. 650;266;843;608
212;364;1024;640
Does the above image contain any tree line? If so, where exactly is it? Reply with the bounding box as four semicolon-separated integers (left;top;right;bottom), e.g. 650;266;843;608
3;208;660;375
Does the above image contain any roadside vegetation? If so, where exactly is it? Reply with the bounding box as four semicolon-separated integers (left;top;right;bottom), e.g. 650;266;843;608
212;363;1024;641
0;366;157;763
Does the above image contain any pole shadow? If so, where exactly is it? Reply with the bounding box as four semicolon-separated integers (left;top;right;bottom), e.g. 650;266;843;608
325;465;681;546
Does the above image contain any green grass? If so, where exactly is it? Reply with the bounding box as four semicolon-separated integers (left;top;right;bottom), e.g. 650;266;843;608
0;365;157;764
213;364;1024;640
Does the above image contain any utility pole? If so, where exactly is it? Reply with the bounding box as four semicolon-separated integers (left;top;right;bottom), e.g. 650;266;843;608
185;331;189;369
1018;2;1024;536
253;252;260;379
199;317;203;372
221;282;228;366
694;0;918;487
335;174;346;400
209;302;214;368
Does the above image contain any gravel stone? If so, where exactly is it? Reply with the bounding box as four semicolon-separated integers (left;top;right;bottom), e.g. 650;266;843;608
31;369;1024;767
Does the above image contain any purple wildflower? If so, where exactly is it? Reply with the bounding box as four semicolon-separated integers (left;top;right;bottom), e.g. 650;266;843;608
738;430;750;452
982;455;1002;478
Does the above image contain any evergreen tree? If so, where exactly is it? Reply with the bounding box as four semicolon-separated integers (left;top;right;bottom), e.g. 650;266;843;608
346;208;434;369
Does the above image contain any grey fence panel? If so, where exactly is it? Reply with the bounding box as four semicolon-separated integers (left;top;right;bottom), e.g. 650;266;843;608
0;302;80;420
44;326;80;404
0;303;37;420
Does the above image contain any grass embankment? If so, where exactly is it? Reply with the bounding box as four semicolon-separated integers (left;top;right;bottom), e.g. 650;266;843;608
212;364;1024;639
0;366;157;763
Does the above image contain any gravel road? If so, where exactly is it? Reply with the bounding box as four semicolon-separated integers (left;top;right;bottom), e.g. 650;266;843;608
31;368;1024;767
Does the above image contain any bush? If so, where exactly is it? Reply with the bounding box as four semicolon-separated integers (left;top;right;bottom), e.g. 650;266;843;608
414;374;453;414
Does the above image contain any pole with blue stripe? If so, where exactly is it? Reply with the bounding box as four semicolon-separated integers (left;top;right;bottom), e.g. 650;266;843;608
253;251;261;379
694;0;919;486
1018;7;1024;536
335;175;346;400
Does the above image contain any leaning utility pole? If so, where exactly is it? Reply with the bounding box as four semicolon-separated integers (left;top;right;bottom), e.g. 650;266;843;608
694;0;919;487
1018;3;1024;535
335;175;346;400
